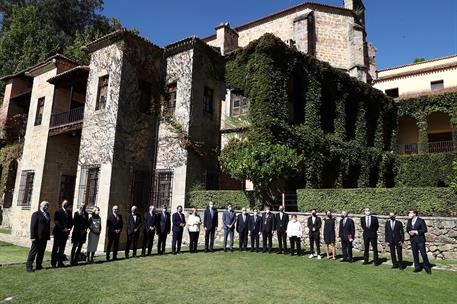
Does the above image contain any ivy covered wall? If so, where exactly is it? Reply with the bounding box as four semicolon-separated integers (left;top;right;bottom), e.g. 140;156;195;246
220;33;396;196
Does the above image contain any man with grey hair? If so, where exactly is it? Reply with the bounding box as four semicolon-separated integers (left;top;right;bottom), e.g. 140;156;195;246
26;201;51;272
51;200;73;267
106;205;123;261
125;205;141;258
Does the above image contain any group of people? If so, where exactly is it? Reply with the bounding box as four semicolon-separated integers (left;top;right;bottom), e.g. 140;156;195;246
26;200;432;275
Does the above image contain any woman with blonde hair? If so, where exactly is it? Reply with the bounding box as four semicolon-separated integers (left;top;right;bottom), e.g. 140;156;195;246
187;208;201;253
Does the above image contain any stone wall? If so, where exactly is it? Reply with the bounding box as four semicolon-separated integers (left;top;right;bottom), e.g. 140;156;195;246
178;209;457;259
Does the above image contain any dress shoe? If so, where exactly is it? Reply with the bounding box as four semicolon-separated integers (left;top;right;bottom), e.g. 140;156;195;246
425;268;432;275
36;265;43;270
413;268;421;273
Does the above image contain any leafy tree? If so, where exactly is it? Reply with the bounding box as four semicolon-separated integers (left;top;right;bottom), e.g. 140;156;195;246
220;138;304;206
413;57;426;63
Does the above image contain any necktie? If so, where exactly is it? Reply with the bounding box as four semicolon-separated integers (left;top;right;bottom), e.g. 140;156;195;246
210;209;213;217
343;219;346;226
243;215;245;222
43;211;48;221
264;216;267;225
367;216;371;228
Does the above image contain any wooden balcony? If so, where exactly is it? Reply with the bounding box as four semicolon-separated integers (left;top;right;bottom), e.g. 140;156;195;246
49;107;84;136
398;140;455;154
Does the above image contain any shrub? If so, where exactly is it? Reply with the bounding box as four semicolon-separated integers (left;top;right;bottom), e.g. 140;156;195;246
394;153;455;187
297;187;457;216
187;190;259;210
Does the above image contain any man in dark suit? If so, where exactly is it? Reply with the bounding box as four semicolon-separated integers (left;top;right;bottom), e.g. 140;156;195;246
249;208;262;252
157;205;171;255
142;205;157;256
125;205;142;258
236;207;250;251
203;201;218;252
222;204;236;252
26;201;51;272
261;206;275;253
51;200;73;267
360;207;380;265
385;211;405;270
307;209;322;259
407;209;431;274
275;205;289;254
339;210;355;262
106;205;123;261
172;205;186;255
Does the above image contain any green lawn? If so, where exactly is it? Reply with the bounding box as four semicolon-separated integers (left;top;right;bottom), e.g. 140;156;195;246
0;246;456;304
0;241;33;264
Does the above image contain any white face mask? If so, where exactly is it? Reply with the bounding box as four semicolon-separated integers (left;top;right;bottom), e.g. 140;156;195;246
365;211;371;216
228;207;232;211
408;213;414;219
254;212;258;216
242;211;246;214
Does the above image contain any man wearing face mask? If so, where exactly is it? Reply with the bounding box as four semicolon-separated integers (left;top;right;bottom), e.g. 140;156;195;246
275;205;289;254
157;205;171;255
142;205;157;256
248;208;262;252
407;209;431;274
261;206;275;253
339;210;355;262
172;205;186;255
106;205;123;261
223;204;236;252
385;212;404;270
51;200;73;267
236;207;250;251
125;205;142;258
26;201;51;272
307;209;322;259
203;201;218;252
360;207;380;266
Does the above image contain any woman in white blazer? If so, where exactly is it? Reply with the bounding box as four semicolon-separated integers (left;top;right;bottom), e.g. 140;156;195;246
187;208;201;253
286;214;303;256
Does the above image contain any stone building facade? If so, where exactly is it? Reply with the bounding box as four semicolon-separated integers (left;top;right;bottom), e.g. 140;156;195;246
0;0;384;250
204;0;376;82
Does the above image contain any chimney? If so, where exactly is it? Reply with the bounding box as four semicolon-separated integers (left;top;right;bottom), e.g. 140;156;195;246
215;22;239;55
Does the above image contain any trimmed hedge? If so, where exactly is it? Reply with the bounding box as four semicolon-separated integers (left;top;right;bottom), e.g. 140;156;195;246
297;188;457;216
394;153;455;187
187;191;258;210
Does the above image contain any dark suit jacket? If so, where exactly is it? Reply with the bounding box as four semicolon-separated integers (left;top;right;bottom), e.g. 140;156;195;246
203;207;218;231
144;211;158;232
30;210;50;241
127;213;142;236
248;214;262;234
223;210;236;231
407;217;427;243
360;215;379;239
172;212;186;233
53;208;73;237
339;217;355;240
307;216;322;234
157;211;171;234
275;212;289;233
261;213;275;233
236;213;250;233
385;219;404;243
107;213;123;236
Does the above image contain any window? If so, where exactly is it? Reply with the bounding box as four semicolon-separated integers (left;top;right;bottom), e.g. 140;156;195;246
59;175;76;203
385;88;399;98
153;170;173;208
431;80;444;91
138;79;152;114
78;166;100;208
203;87;214;116
17;170;34;208
163;82;177;116
231;92;249;116
96;75;109;110
35;97;45;125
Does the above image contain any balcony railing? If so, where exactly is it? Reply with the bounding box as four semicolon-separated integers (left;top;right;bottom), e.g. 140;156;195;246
428;140;454;153
50;107;84;127
399;141;455;154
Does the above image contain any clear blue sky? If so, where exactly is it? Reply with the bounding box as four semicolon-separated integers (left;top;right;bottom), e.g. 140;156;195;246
103;0;457;70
